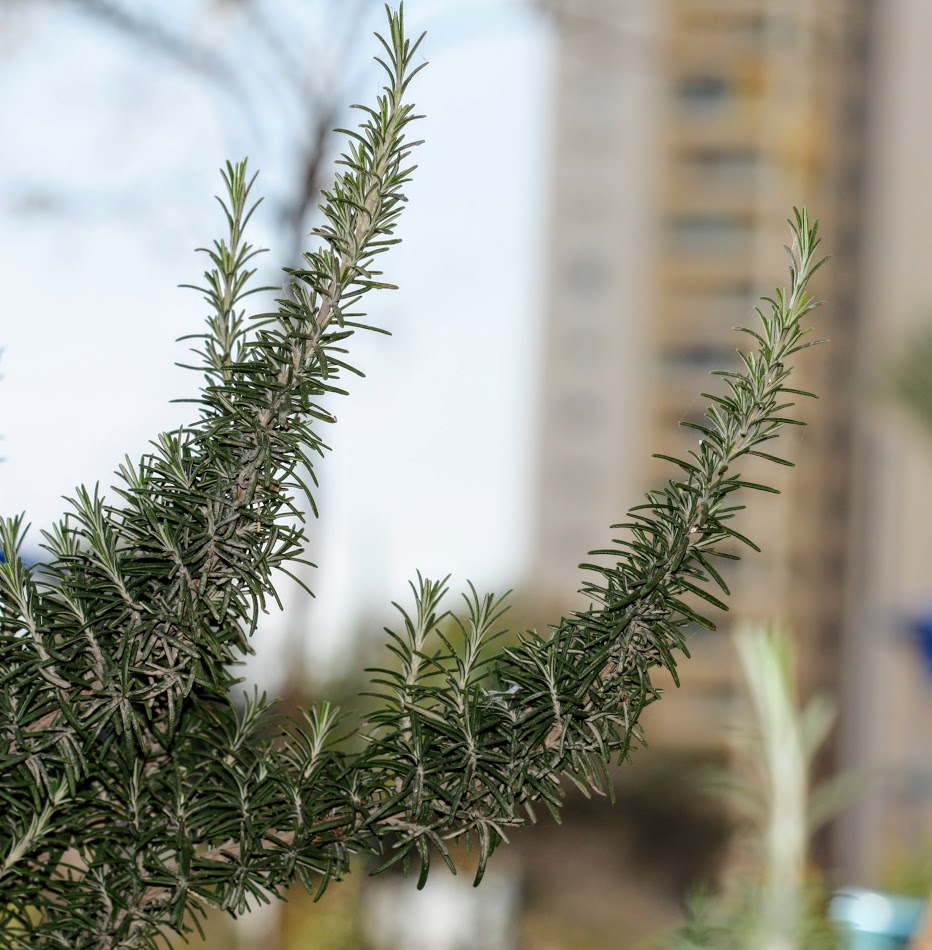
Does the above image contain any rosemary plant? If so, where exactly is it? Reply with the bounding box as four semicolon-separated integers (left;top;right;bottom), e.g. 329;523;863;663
0;5;827;947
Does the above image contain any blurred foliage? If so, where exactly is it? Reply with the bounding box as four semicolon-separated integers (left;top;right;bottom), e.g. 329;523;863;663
670;882;840;950
886;317;932;437
170;858;370;950
878;845;932;900
666;626;857;949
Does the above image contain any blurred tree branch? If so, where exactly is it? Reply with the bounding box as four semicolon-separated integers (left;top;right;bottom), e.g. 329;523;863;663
1;0;375;266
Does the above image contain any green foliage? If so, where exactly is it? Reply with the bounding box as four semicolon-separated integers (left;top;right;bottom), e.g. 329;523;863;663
887;317;932;437
671;627;853;949
879;847;932;900
0;5;827;947
672;883;841;950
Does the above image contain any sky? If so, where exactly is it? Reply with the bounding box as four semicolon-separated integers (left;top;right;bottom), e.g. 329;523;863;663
0;0;555;687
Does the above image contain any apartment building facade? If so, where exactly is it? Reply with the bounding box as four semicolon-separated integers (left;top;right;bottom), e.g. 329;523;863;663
529;0;932;876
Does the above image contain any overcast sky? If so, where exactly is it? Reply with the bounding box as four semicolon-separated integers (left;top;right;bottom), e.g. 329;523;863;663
0;1;555;686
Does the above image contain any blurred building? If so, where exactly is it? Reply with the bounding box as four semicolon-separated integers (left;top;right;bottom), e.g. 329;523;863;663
527;0;932;880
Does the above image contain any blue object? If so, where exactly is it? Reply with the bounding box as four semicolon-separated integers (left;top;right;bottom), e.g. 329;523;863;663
915;610;932;677
0;549;37;568
829;887;926;949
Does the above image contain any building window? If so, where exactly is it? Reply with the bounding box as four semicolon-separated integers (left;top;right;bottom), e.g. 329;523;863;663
553;459;599;495
681;12;768;42
662;344;736;374
679;147;763;187
563;328;607;370
674;74;733;115
553;390;603;433
564;252;608;295
669;281;759;324
667;214;751;254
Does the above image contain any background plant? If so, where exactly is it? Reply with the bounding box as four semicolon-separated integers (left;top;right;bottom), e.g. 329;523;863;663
887;319;932;438
0;6;827;947
670;626;859;950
